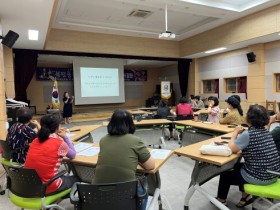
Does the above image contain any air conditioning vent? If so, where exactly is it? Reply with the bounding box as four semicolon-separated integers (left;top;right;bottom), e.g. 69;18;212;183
128;9;152;18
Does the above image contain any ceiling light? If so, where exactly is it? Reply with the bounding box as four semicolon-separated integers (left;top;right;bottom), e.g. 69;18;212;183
28;30;39;40
205;47;227;54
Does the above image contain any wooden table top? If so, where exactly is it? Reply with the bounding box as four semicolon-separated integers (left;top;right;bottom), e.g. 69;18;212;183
68;125;101;142
174;132;240;166
127;109;152;115
65;142;174;174
102;119;172;126
174;120;235;133
194;109;209;115
138;107;158;111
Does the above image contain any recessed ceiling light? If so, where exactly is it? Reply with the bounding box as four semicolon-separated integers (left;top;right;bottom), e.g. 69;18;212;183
205;47;227;54
28;30;39;40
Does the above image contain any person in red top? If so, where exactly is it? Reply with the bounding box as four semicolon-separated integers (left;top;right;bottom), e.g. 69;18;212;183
176;97;193;115
25;114;79;195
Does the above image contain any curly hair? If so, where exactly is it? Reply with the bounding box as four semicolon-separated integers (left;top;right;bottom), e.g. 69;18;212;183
246;104;269;128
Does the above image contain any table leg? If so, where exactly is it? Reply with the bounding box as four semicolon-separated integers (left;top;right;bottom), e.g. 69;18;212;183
184;158;241;210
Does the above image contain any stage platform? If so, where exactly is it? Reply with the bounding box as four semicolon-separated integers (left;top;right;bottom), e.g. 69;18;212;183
33;111;113;123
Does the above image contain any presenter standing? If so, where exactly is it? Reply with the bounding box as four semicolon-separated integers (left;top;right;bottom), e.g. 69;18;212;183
63;91;74;124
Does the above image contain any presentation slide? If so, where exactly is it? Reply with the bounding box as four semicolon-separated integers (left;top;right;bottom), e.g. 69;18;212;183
80;67;119;97
73;58;125;105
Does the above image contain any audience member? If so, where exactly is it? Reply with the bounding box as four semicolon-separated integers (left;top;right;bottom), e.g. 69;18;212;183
193;96;205;109
189;94;195;107
219;96;244;125
93;109;155;210
207;96;220;123
7;107;40;163
176;97;193;116
216;104;280;207
156;99;175;139
25;114;79;195
268;112;280;154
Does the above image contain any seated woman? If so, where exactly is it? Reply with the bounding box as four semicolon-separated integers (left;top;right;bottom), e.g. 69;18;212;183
193;96;205;109
7;107;41;163
176;97;193;116
93;109;155;209
216;105;280;207
207;96;220;123
156;99;175;139
219;96;244;125
25;114;79;195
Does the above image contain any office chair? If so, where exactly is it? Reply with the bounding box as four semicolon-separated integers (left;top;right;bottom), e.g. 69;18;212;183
70;180;160;210
175;115;193;142
244;170;280;210
3;165;71;210
0;139;23;195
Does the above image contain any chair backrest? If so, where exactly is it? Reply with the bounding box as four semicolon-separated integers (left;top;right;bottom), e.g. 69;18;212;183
4;166;44;198
0;139;13;160
177;114;194;121
74;181;138;210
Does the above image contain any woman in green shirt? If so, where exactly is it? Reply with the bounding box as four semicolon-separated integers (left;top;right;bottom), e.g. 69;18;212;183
93;109;155;209
220;96;244;125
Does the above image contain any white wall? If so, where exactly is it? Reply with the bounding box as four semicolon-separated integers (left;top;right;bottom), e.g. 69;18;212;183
198;53;248;101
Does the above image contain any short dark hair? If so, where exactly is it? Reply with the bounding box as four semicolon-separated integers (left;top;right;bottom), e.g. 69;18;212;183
194;96;200;100
16;107;33;124
38;114;61;143
179;97;188;104
246;104;269;128
210;96;219;106
190;94;195;99
108;109;135;135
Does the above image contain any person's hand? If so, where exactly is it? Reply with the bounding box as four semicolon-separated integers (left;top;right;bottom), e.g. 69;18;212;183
57;127;67;137
30;119;40;127
234;126;245;134
270;114;277;124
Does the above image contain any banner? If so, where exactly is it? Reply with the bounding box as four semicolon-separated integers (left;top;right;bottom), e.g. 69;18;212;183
124;69;147;81
36;67;73;81
161;81;172;99
52;79;60;109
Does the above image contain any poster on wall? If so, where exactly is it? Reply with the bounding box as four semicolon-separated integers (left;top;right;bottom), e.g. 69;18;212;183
124;69;147;81
161;81;171;99
36;67;73;81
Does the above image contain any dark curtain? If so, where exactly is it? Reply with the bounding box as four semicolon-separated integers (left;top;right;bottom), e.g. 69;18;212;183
14;51;38;102
238;76;247;93
214;79;219;98
178;59;192;97
238;76;247;98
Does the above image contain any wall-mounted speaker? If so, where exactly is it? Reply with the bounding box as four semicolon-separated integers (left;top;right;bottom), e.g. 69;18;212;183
246;52;256;63
0;30;19;48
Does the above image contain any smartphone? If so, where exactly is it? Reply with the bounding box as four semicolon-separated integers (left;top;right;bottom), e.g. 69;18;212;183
221;136;231;139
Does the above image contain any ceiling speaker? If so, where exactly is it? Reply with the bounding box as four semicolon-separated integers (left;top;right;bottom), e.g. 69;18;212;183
246;52;256;63
1;30;19;48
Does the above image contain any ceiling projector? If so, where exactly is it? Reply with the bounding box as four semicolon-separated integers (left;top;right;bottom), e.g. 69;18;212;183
159;31;176;39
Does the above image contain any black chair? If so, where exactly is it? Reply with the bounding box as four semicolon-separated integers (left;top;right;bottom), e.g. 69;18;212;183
176;114;194;121
175;115;194;141
3;165;70;210
70;181;160;210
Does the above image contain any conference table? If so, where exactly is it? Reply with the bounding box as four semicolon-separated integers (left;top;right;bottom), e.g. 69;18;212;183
174;132;241;210
64;142;174;210
174;120;235;147
103;119;172;148
127;109;153;119
138;107;158;111
68;125;102;142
